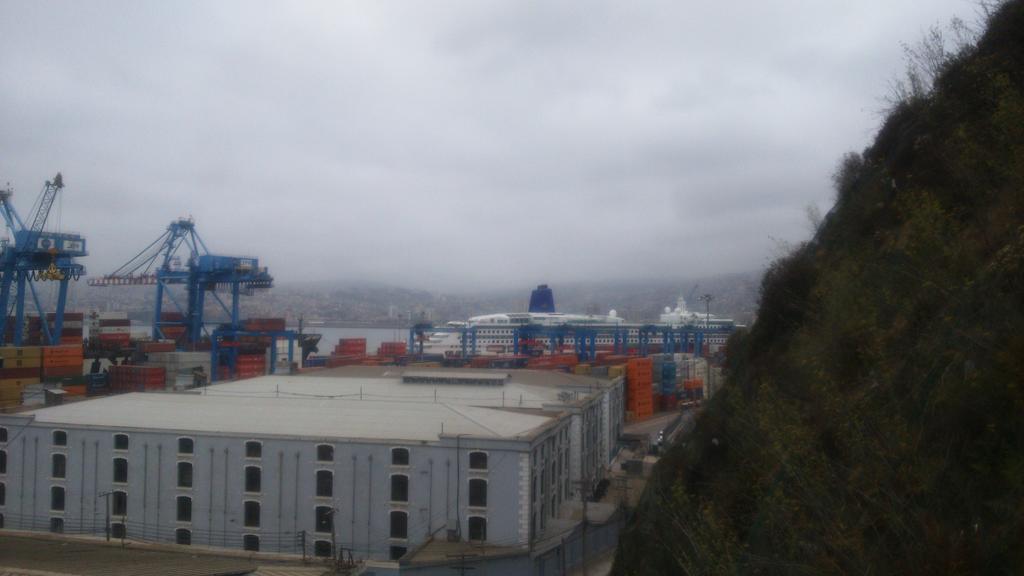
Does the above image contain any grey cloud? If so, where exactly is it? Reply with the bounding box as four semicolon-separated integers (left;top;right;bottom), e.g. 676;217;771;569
0;0;970;291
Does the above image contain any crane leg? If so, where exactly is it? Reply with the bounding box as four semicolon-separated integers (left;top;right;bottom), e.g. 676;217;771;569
53;278;69;345
14;271;28;346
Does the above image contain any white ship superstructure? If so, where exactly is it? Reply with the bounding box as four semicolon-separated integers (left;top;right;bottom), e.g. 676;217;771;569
421;290;734;357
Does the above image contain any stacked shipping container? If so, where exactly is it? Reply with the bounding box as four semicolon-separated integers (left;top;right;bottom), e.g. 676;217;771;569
108;365;166;392
0;346;40;408
234;353;266;380
625;357;654;420
89;312;132;347
41;345;86;395
376;341;407;356
526;354;579;371
158;312;186;342
334;338;366;355
326;338;367;367
242;318;286;332
50;312;84;345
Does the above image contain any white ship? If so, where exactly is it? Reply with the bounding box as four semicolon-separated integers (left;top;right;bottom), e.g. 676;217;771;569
420;286;734;357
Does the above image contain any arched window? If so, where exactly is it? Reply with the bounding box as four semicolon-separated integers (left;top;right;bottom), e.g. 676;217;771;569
0;426;7;443
245;441;262;459
389;510;408;539
314;540;333;558
316;470;332;497
316;444;333;462
469;451;487;470
468;479;487;507
0;449;7;474
178;438;194;455
244;500;260;527
391;447;409;466
112;490;127;516
176;496;192;522
245;466;261;493
315;505;333;534
52;430;67;446
52;453;66;479
242;534;259;551
50;517;64;533
177;461;193;488
50;486;65;511
390;474;408;503
113;457;128;483
176;528;192;545
468;516;487;541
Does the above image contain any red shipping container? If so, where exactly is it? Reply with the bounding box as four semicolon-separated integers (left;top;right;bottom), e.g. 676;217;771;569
0;367;40;379
43;365;83;378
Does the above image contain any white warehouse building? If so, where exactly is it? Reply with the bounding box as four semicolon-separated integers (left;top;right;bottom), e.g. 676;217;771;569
0;366;624;573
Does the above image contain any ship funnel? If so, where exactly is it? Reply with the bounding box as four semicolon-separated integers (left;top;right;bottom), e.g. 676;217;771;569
528;284;555;313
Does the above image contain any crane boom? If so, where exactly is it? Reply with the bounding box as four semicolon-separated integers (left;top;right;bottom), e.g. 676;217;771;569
24;173;62;250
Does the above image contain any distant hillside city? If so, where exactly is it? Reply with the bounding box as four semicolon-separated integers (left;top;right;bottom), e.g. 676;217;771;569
62;272;760;326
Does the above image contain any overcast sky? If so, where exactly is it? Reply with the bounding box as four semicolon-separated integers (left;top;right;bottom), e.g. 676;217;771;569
0;0;973;291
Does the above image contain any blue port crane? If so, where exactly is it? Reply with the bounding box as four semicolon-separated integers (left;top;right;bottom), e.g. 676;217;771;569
88;218;272;346
0;173;87;346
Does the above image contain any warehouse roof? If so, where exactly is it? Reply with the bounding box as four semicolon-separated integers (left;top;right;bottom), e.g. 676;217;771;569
205;374;569;408
11;369;610;442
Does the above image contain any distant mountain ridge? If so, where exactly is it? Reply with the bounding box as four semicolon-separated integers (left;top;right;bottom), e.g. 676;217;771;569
72;273;761;325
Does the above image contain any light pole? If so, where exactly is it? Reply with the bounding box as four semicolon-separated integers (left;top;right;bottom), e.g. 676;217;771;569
325;507;338;569
698;294;714;328
97;491;112;541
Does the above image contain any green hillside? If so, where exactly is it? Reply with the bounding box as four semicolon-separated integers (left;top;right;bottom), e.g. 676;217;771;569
614;2;1024;573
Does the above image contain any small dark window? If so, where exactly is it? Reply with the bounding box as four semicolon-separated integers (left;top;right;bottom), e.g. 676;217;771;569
176;528;191;545
469;479;487;507
389;510;407;539
315;505;333;534
52;430;67;446
113;457;128;483
317;444;333;462
244;501;260;527
0;426;7;442
314;540;333;558
245;441;261;458
243;534;259;551
0;512;4;528
0;450;6;474
178;438;194;455
50;486;65;511
52;453;66;479
468;516;487;541
245;466;261;493
469;451;488;470
113;434;129;450
177;461;193;488
177;496;192;522
316;470;333;497
390;546;408;560
50;517;64;533
111;522;126;539
112;491;127;516
391;447;409;466
390;474;408;502
0;482;5;506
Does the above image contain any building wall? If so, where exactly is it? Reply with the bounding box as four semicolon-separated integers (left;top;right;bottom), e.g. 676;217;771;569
527;421;571;542
0;420;535;560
